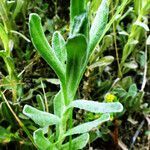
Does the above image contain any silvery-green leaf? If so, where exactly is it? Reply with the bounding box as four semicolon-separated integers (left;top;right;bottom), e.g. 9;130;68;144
88;0;109;55
62;133;89;150
52;31;66;65
23;105;60;127
33;129;52;150
65;113;110;136
66;35;87;104
29;13;65;83
54;90;65;117
68;100;123;113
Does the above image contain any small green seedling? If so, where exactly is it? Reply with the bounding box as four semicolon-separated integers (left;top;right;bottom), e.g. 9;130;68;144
23;0;123;149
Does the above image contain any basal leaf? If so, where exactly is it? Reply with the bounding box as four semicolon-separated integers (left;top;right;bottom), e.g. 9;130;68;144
66;35;87;104
65;113;110;136
23;105;60;127
88;0;109;56
52;31;67;66
62;133;89;150
68;100;123;113
29;13;65;83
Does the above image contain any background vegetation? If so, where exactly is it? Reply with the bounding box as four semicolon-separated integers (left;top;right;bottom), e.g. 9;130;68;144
0;0;149;149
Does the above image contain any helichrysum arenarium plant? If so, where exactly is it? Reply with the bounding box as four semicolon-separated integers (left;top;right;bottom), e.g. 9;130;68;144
23;0;123;149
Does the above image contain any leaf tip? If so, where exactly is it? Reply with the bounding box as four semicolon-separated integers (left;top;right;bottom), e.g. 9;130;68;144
117;102;123;112
29;13;41;23
23;104;30;115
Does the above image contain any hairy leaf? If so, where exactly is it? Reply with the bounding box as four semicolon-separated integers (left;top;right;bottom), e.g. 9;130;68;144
29;13;65;83
33;129;52;150
68;100;123;113
62;133;89;150
88;0;109;55
54;90;65;117
23;105;60;127
52;31;67;65
66;35;87;104
65;113;110;136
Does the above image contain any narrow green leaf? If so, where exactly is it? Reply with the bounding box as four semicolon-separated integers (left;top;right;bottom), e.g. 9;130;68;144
68;100;123;113
70;0;86;30
66;35;87;103
52;31;66;65
23;105;60;127
29;13;65;83
88;0;109;55
62;133;89;150
33;129;52;150
65;113;110;136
